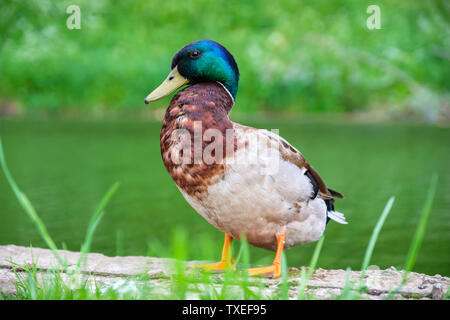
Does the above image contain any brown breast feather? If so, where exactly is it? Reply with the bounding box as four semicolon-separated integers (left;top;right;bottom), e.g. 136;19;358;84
160;82;236;199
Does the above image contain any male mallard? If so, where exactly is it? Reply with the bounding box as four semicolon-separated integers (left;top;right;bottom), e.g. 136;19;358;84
145;40;346;278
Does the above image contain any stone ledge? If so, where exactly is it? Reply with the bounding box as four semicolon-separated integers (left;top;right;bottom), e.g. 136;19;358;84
0;244;448;300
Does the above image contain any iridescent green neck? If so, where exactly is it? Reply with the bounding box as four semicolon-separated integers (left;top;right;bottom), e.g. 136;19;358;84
172;40;240;99
220;73;238;99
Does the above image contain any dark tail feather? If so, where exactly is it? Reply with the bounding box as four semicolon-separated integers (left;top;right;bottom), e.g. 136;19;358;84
328;188;344;199
324;199;334;225
325;198;348;225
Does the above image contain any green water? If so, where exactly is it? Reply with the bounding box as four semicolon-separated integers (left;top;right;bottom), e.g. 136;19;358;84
0;118;449;276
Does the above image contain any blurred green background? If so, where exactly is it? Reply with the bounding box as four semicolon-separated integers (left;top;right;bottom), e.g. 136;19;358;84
0;0;449;119
0;1;449;276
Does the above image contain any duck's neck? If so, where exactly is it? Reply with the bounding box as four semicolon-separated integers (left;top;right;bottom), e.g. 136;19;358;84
160;82;235;156
176;82;234;116
216;81;235;108
219;75;238;102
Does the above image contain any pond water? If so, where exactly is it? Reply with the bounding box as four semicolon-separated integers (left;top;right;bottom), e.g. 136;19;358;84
0;118;449;276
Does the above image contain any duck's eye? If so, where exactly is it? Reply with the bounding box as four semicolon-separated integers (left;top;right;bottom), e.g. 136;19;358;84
189;49;202;59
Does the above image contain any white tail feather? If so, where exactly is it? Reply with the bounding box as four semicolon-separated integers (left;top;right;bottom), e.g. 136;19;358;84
328;210;348;224
332;210;345;218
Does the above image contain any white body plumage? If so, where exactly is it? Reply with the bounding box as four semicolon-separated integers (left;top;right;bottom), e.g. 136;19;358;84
178;124;343;251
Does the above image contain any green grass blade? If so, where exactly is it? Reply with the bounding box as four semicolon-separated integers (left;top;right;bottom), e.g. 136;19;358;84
297;235;325;300
234;234;251;299
77;182;120;268
360;196;395;282
280;252;289;299
0;137;64;266
339;268;356;300
404;174;438;274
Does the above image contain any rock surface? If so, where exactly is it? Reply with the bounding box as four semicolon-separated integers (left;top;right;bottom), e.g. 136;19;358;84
0;244;448;300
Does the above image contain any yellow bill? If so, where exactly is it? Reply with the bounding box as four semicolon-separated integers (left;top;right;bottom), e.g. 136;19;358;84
144;66;189;104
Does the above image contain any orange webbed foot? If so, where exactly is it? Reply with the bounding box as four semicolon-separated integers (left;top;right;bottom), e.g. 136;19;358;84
247;263;281;279
188;233;234;273
246;230;286;279
188;258;235;272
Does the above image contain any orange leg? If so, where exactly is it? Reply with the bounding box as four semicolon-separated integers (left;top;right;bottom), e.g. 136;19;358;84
247;230;286;279
188;233;234;272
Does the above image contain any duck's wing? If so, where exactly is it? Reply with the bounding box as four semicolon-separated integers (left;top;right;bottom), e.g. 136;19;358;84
233;123;346;224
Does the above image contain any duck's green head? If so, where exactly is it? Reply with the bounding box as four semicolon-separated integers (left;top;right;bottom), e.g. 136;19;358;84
145;40;239;104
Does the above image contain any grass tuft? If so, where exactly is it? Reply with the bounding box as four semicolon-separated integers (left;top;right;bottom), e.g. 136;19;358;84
1;136;120;299
360;196;395;284
297;235;325;300
77;181;120;269
403;173;438;282
404;174;438;273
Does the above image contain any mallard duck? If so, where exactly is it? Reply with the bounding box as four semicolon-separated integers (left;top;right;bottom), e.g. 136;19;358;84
145;40;346;278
